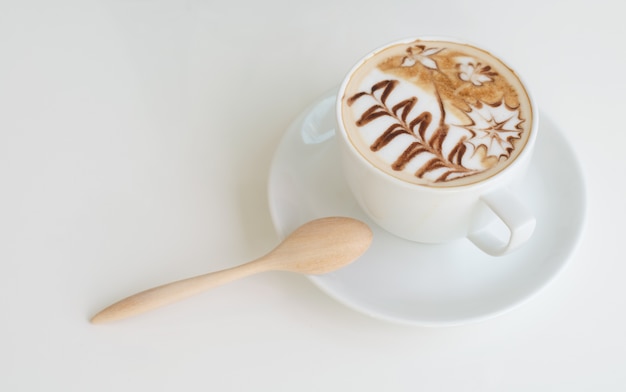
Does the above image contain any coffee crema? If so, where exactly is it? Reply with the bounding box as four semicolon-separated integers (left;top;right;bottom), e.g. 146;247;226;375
340;39;533;187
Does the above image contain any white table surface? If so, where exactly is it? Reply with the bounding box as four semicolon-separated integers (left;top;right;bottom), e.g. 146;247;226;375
1;1;623;390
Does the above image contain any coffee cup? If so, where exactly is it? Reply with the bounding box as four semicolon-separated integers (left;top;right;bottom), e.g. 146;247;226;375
336;37;538;256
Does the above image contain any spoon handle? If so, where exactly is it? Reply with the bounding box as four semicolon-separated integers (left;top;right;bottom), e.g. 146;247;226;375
91;259;267;324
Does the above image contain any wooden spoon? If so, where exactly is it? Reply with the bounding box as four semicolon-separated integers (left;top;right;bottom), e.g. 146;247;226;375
91;217;372;324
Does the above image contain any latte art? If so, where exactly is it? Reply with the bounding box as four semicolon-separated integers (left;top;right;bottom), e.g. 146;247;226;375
340;39;533;187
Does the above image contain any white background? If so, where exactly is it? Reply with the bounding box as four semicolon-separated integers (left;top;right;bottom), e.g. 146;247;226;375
1;0;623;390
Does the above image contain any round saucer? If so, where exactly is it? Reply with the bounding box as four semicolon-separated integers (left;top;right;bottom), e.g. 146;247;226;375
267;91;586;327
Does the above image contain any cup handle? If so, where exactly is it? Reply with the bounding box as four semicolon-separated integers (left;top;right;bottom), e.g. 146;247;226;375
467;188;536;256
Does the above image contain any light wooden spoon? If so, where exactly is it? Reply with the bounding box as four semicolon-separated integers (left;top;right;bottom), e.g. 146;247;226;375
91;217;372;324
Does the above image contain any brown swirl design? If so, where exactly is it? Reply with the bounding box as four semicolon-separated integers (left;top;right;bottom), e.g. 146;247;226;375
348;79;474;182
345;41;530;184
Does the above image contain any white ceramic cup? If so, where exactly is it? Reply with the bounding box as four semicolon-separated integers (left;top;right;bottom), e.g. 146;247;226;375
336;37;538;256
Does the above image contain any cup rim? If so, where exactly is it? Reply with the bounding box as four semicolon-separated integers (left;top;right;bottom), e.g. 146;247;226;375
335;36;539;193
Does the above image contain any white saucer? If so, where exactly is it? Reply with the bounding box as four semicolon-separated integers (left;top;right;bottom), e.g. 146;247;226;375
267;90;586;327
